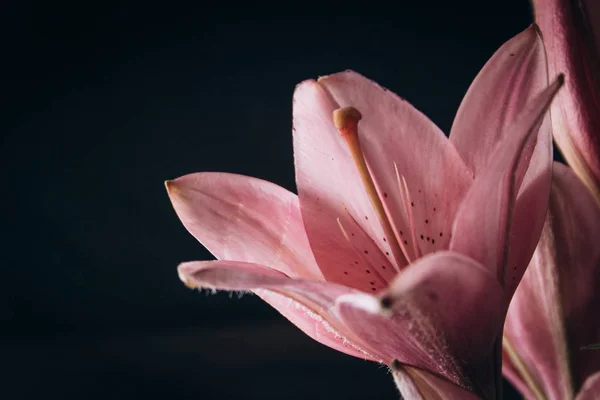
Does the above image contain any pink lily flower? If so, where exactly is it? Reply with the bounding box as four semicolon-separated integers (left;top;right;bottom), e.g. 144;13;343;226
166;26;562;399
503;162;600;400
532;0;600;205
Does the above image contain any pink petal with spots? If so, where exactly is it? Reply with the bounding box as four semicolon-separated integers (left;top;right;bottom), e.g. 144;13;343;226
335;251;506;399
292;79;399;288
391;362;483;400
178;260;383;361
576;372;600;400
450;76;562;294
504;163;600;399
166;172;322;280
317;70;473;259
450;25;547;179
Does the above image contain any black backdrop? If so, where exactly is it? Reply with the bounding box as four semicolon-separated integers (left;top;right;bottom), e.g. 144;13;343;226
2;1;533;399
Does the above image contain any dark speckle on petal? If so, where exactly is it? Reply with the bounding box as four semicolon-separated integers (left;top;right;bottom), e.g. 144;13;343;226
427;291;439;301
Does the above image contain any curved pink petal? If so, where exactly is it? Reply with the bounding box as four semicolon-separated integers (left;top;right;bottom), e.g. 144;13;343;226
292;79;399;289
533;0;600;204
504;163;600;399
450;25;547;179
449;25;554;296
502;354;538;400
504;111;553;295
335;251;506;398
450;76;562;295
317;70;473;259
177;260;383;361
165;172;322;280
576;372;600;400
391;362;482;400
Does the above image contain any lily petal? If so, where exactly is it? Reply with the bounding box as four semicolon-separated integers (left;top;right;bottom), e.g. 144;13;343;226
178;260;382;361
533;0;600;205
335;251;506;398
292;79;399;289
317;70;473;258
391;361;482;400
450;75;562;295
502;353;538;400
576;372;600;400
449;25;553;290
450;25;547;179
504;163;600;398
166;172;322;280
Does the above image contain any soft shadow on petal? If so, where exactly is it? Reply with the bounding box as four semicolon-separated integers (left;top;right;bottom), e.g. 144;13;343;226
576;372;600;400
166;172;322;280
505;163;600;399
505;109;552;297
178;260;383;361
450;76;562;295
502;354;538;400
318;70;472;258
450;25;547;180
533;0;600;204
391;361;483;400
335;252;506;399
293;79;399;288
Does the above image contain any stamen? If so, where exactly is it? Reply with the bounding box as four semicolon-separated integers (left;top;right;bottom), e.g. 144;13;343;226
394;164;422;260
333;107;408;270
336;217;351;241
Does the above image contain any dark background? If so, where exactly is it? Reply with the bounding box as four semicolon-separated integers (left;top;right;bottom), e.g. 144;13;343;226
1;1;533;398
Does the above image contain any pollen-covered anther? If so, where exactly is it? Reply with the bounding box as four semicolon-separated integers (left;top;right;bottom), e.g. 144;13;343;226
333;106;362;136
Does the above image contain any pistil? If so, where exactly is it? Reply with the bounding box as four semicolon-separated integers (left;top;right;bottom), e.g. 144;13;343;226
333;107;408;270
